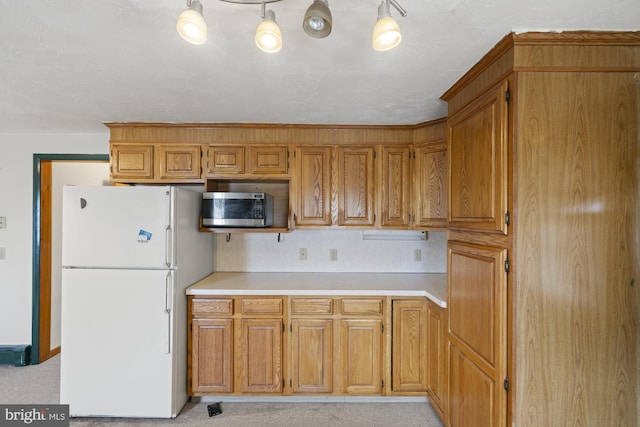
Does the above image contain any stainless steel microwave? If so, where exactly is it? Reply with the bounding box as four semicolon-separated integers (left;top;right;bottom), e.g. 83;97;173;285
202;192;273;227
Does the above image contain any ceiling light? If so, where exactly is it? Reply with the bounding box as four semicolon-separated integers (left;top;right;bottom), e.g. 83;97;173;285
372;0;407;51
303;0;332;39
255;9;282;53
175;0;408;51
177;0;207;45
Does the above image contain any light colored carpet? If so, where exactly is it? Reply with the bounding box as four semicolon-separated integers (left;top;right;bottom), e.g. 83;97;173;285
0;355;444;426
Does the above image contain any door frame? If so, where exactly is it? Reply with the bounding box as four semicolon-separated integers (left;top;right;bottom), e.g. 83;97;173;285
31;154;109;364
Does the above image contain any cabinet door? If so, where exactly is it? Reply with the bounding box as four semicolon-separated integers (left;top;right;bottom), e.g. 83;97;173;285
415;141;447;229
110;144;154;180
248;145;288;175
427;302;445;418
294;146;332;226
191;318;233;393
380;146;412;228
291;318;333;393
205;145;245;175
157;144;201;181
392;300;428;392
447;82;508;233
239;318;283;393
340;319;383;394
447;241;507;427
338;147;375;226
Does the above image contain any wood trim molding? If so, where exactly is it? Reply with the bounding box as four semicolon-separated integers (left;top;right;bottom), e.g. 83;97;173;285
512;30;640;46
38;161;52;364
105;120;448;146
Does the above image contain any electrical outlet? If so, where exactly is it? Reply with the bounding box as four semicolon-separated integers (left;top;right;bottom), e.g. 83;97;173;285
0;217;6;229
414;249;422;261
330;249;338;261
299;248;307;261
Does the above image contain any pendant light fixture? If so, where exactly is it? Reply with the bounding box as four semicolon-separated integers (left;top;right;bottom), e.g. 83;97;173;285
177;0;207;45
372;0;407;51
303;0;332;39
255;6;282;53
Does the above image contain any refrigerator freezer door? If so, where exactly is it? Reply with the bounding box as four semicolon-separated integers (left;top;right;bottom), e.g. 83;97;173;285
60;268;182;418
62;185;173;269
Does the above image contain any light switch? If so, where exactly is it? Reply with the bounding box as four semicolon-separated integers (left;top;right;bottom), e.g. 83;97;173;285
0;248;5;259
0;217;5;229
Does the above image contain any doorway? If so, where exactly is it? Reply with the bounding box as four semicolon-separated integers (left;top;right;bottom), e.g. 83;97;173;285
32;154;109;364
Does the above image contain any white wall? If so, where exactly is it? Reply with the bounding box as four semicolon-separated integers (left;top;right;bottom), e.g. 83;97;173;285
0;133;109;345
215;229;447;273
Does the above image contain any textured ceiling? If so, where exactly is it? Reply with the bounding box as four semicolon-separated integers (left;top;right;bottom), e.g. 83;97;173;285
0;0;638;133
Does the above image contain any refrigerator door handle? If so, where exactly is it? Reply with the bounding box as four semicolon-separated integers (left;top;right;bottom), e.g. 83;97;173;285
165;272;173;354
165;226;173;268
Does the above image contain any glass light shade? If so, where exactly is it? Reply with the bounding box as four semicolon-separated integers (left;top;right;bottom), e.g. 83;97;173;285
303;0;332;38
372;16;401;51
255;12;282;53
177;2;207;45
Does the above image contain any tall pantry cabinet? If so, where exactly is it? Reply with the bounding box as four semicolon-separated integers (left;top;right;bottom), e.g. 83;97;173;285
441;31;639;427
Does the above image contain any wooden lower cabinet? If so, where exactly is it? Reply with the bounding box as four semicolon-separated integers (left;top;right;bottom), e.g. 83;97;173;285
447;241;507;427
238;318;283;393
427;301;446;421
340;318;384;394
290;318;333;393
391;299;428;392
289;297;384;395
191;318;233;394
190;294;445;407
390;298;446;422
189;296;285;396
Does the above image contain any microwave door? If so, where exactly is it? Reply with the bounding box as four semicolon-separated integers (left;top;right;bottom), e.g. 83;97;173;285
202;193;271;227
214;198;266;227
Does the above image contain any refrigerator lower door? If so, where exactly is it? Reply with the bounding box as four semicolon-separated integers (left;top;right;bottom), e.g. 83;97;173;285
60;268;183;418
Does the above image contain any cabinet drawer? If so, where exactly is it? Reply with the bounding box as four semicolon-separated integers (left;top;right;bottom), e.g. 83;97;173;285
340;298;384;315
192;298;233;316
241;298;283;315
291;298;333;315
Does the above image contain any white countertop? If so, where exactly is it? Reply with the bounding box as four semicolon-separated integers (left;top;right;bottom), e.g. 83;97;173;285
187;272;447;307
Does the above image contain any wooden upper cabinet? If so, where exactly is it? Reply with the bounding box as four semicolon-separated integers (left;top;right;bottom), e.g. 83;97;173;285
338;146;376;226
157;144;202;181
110;144;154;180
111;143;201;183
205;144;288;177
294;146;333;226
380;145;412;228
248;145;288;175
415;141;447;229
205;145;245;175
448;81;509;234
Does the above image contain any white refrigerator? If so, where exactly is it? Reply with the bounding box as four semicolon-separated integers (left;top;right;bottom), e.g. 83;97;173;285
60;185;214;418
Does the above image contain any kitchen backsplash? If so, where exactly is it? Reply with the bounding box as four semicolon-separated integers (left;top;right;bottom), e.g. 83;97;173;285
215;230;447;273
